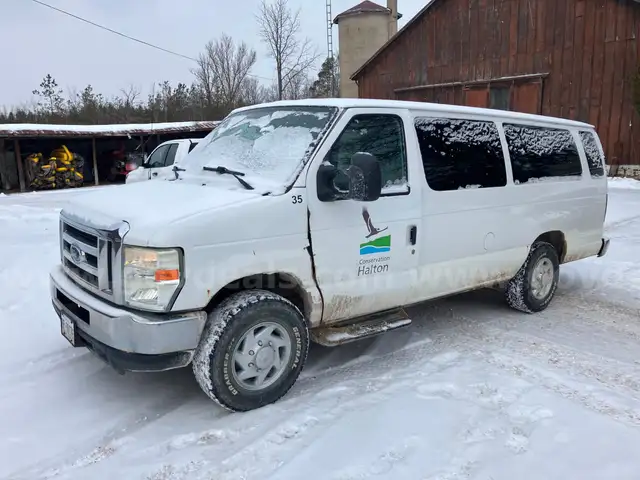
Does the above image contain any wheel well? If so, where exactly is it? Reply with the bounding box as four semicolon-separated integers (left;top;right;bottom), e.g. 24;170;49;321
534;231;566;263
204;273;310;321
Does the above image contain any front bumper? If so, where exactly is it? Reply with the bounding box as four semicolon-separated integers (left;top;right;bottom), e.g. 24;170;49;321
50;265;207;372
597;237;611;257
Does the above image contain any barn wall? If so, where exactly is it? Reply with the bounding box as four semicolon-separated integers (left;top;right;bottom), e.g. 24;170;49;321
355;0;640;165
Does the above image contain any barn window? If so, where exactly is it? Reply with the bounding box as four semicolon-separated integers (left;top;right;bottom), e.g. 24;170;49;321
414;117;507;191
489;86;510;111
579;131;606;178
325;114;408;194
504;124;583;184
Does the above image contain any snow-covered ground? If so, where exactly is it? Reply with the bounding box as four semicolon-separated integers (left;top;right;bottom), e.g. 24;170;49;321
1;179;640;480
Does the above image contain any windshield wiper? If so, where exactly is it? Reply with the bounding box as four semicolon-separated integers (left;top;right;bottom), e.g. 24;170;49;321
172;165;186;180
202;165;254;190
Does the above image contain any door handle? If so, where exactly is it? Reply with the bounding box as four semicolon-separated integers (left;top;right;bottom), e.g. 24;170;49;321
152;172;158;176
409;225;417;245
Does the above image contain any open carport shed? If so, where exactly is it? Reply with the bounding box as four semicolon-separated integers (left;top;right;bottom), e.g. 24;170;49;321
0;121;219;193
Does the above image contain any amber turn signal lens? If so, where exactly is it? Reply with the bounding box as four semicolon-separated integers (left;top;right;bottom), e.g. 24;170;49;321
155;269;179;282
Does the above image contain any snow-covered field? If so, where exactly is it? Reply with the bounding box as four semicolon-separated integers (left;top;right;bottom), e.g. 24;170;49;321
1;179;640;480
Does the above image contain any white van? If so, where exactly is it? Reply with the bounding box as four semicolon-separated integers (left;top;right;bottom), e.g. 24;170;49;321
50;99;609;412
125;138;200;183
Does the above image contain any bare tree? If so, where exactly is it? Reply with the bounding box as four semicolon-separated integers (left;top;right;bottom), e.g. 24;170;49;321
240;77;269;105
256;0;319;100
283;74;313;100
120;85;141;109
193;33;257;109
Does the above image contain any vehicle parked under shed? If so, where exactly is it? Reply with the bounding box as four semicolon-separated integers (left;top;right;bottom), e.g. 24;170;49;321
0;121;218;193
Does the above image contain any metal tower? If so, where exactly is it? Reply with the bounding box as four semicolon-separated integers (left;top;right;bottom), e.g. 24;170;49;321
326;0;335;97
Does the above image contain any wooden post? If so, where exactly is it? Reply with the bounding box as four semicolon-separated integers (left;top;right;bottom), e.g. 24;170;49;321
92;137;99;186
14;139;26;192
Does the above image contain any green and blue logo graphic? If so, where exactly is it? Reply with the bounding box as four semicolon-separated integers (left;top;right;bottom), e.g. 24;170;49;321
360;235;391;255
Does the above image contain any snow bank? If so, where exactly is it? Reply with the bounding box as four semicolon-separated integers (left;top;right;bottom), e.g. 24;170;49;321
608;177;640;190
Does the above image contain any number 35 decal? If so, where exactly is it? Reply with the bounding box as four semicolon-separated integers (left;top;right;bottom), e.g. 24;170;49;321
291;194;303;204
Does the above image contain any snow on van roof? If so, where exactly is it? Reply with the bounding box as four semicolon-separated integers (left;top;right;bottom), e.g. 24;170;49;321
232;99;594;129
0;121;220;139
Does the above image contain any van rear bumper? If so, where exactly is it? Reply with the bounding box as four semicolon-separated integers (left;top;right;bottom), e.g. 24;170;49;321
597;237;611;257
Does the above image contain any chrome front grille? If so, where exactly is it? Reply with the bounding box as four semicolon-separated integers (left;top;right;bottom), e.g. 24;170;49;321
59;211;128;304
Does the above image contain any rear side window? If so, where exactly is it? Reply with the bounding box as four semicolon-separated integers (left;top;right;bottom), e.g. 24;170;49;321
414;117;507;191
504;124;583;184
579;131;605;178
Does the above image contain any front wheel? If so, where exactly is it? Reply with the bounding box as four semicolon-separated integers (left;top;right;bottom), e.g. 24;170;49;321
192;290;309;412
505;241;560;313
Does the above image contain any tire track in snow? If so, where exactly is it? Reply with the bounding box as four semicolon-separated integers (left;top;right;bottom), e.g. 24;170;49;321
484;326;640;399
419;299;640;428
143;354;467;480
9;378;206;480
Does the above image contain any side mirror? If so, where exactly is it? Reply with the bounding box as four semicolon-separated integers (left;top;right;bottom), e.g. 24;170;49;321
317;164;346;202
316;153;382;202
346;152;382;202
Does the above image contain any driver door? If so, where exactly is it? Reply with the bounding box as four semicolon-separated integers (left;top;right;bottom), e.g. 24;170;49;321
306;108;423;324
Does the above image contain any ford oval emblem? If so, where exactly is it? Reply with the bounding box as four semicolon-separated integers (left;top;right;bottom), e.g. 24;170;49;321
69;244;84;264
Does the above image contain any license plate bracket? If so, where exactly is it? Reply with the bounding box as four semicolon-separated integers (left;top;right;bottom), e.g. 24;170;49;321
60;314;77;346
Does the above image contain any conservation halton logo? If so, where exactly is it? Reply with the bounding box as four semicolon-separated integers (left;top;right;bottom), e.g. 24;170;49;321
358;207;391;276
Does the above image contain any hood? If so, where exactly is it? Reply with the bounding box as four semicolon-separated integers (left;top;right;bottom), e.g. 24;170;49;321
62;180;264;245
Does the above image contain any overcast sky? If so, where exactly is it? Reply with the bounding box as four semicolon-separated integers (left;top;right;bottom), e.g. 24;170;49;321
1;0;428;108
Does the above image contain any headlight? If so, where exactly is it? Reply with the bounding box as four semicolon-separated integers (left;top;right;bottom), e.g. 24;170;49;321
123;246;183;312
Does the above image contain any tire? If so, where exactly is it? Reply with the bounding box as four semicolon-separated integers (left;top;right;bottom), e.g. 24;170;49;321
505;241;560;313
192;290;309;412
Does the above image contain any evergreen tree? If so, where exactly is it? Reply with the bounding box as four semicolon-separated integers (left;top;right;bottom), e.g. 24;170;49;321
309;56;340;98
32;74;65;116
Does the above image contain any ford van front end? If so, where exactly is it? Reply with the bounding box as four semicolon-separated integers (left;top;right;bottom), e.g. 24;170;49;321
50;210;207;373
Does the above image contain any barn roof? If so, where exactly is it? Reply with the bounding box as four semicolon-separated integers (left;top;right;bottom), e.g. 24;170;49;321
334;1;390;24
350;0;440;80
0;120;220;139
351;0;640;81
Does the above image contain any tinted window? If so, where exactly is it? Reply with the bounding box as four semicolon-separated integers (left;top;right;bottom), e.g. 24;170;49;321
579;131;605;177
164;143;179;166
146;144;169;168
188;142;199;153
414;117;507;191
504;124;583;184
325;114;407;193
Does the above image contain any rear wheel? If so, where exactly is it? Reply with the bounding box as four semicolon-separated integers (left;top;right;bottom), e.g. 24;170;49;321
505;241;560;313
192;290;309;412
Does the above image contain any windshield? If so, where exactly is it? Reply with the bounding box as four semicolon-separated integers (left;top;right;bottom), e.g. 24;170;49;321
182;106;337;191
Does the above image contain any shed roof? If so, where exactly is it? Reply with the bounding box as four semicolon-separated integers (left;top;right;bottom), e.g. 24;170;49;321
334;1;390;24
0;120;219;139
